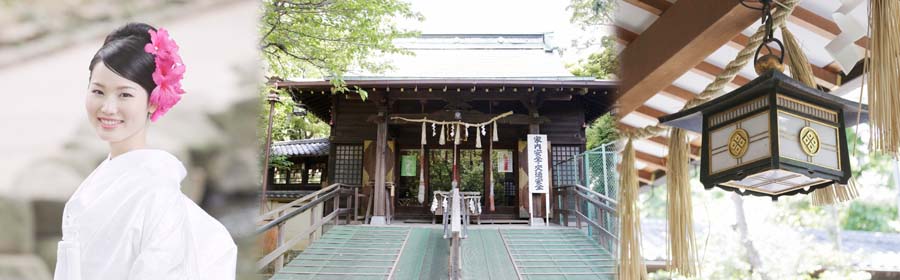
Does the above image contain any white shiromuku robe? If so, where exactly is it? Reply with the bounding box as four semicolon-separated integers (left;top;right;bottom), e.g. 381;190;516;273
54;149;237;280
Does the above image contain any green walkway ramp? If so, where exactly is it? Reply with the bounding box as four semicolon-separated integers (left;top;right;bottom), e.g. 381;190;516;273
270;226;613;280
392;228;450;280
500;228;615;280
271;226;411;280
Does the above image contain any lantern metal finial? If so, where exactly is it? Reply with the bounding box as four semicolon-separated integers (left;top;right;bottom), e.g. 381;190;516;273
755;55;784;74
748;0;785;75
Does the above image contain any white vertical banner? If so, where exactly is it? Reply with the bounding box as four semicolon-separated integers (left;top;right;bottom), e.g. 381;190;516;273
527;134;550;194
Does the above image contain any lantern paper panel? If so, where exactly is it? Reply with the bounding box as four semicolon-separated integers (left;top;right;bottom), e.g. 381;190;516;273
708;111;771;175
719;169;832;195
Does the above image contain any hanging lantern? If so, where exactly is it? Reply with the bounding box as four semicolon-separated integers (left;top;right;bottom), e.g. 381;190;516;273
659;0;867;200
659;69;867;200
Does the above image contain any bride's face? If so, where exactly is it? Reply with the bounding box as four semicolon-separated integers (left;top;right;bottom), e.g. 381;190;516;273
85;62;156;144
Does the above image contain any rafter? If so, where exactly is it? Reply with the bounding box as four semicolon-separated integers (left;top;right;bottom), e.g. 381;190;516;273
634;105;667;119
648;136;700;156
730;33;838;88
661;85;697;101
790;6;868;49
691;61;750;86
638;169;656;185
621;0;842;88
618;121;701;161
622;0;671;16
617;1;758;116
636;150;667;171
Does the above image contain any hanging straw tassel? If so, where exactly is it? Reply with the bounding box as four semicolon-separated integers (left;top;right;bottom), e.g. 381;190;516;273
868;0;900;157
618;138;649;279
665;128;699;277
783;24;861;205
439;124;446;145
454;124;461;145
421;122;427;145
488;128;495;212
781;26;817;89
465;124;469;140
492;121;499;142
419;121;427;204
812;178;860;206
476;125;482;148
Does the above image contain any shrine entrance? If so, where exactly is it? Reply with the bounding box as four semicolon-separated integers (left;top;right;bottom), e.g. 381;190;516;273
394;147;519;221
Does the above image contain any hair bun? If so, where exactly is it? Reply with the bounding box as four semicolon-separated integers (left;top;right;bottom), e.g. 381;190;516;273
103;23;156;45
89;22;159;101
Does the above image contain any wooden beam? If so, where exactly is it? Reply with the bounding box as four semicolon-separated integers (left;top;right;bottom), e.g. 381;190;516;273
635;105;667;119
386;92;573;101
790;7;868;49
693;61;750;86
623;0;868;50
638;176;653;185
638;170;655;185
616;26;750;91
622;0;671;16
661;85;696;101
614;26;638;45
622;1;841;88
636;151;667;171
617;0;758;116
648;136;699;156
616;26;753;89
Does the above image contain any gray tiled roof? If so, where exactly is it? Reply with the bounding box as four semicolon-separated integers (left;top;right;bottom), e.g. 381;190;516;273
343;34;580;79
271;138;329;157
264;190;316;199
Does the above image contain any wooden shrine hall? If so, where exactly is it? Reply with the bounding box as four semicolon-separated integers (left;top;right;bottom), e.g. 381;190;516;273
272;34;616;224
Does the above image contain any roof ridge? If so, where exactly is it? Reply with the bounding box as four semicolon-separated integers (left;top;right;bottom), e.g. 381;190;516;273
273;138;329;145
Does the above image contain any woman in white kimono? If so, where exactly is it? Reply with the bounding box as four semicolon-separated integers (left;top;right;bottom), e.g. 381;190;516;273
54;23;237;280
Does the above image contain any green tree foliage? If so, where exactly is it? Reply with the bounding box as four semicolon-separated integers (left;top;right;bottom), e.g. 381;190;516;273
258;0;421;166
568;0;616;27
585;113;619;150
270;90;330;142
567;0;618;79
569;36;619;80
258;87;331;168
773;128;899;233
842;201;898;232
260;0;422;98
847;128;894;181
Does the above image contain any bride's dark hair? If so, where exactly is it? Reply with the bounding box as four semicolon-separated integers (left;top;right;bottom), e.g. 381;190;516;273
89;23;158;96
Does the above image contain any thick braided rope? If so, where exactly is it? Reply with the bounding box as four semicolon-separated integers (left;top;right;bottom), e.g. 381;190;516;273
621;0;800;139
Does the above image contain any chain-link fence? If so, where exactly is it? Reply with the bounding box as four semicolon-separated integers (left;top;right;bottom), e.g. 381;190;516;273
553;141;619;255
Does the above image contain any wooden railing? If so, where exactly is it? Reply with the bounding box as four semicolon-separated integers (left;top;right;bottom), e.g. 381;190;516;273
256;183;361;272
555;184;619;255
442;188;467;280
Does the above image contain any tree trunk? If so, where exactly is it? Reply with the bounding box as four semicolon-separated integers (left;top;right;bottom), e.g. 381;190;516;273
731;193;771;280
893;159;900;218
827;205;842;250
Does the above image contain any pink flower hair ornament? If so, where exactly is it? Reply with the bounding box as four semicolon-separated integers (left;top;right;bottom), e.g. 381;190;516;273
143;28;185;122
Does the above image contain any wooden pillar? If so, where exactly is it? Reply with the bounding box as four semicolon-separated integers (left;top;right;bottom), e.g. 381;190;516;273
372;118;388;224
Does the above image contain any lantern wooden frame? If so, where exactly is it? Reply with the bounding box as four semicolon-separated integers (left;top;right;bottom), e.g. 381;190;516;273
659;70;867;200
